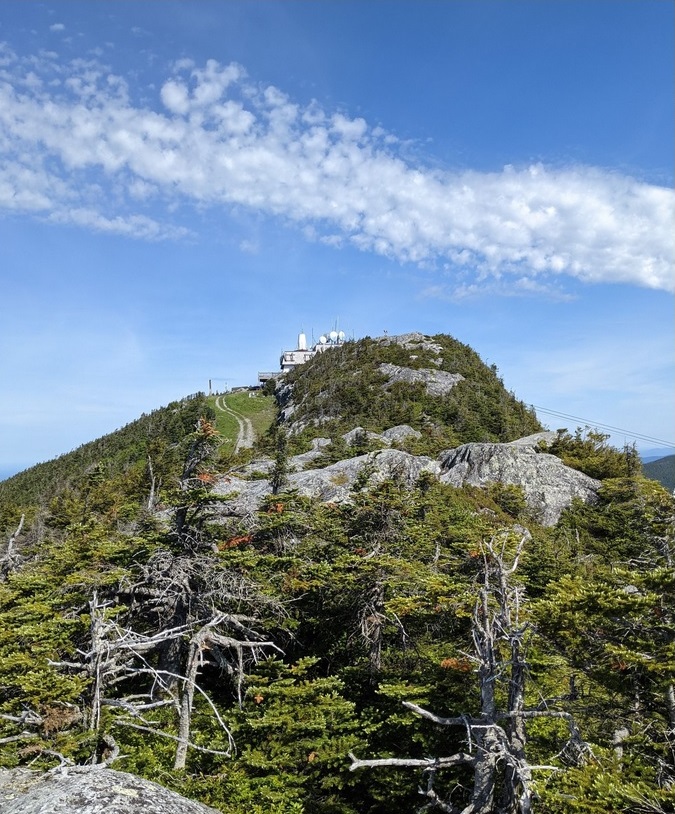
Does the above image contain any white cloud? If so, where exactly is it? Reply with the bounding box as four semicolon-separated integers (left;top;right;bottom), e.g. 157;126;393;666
239;238;259;254
0;45;673;291
49;23;65;33
48;207;191;240
160;79;190;114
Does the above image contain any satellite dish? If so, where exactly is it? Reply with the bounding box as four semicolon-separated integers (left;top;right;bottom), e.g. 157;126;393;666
329;330;338;341
319;335;327;344
338;330;345;341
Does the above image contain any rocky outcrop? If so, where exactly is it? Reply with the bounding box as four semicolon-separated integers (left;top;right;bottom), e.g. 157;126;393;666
291;449;436;500
342;427;386;447
212;431;599;527
381;425;422;444
506;431;559;448
213;449;437;517
213;475;271;517
378;364;464;396
288;437;332;468
438;443;600;526
341;425;421;448
377;332;444;358
0;766;219;814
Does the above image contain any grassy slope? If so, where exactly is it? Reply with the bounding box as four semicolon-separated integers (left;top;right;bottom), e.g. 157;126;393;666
207;392;276;457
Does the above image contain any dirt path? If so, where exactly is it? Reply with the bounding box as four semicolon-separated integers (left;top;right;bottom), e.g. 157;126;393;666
215;396;255;452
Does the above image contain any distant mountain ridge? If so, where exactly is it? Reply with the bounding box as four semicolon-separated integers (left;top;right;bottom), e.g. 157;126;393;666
643;454;675;491
641;448;675;463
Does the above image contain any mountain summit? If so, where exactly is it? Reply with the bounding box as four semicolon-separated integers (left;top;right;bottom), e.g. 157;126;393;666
275;331;541;449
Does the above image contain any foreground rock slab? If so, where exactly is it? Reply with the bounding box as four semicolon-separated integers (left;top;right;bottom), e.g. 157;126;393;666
0;767;220;814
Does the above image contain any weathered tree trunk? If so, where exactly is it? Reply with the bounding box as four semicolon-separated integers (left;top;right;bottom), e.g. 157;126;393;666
156;594;189;696
88;592;105;737
5;513;24;558
146;455;158;511
350;532;586;814
360;581;386;673
1;513;25;576
173;635;202;770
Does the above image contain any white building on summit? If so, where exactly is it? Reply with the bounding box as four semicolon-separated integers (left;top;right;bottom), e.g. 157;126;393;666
279;331;314;373
258;330;347;383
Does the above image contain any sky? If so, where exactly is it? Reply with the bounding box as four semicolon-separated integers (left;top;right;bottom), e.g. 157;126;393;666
0;0;673;479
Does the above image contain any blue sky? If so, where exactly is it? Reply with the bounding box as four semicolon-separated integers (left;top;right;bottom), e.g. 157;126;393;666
1;0;673;478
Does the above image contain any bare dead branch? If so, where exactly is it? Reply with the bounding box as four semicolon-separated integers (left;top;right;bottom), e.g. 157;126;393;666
0;732;38;745
402;702;473;728
0;709;44;727
114;720;232;758
6;513;24;554
349;753;475;771
354;530;585;813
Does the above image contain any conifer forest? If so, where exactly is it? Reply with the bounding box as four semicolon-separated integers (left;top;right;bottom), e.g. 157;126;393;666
1;334;673;814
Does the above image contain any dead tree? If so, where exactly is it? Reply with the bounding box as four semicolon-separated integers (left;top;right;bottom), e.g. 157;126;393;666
359;581;387;672
1;513;25;577
49;588;281;770
146;455;159;512
350;532;589;814
48;526;285;770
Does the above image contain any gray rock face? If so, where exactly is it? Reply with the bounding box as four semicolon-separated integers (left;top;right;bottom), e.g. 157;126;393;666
288;437;332;469
213;475;271;516
342;427;386;446
438;443;600;526
381;425;423;443
0;767;219;814
340;425;422;448
291;449;437;502
275;380;301;426
211;432;599;528
377;332;444;358
378;364;464;396
213;449;438;517
506;431;559;448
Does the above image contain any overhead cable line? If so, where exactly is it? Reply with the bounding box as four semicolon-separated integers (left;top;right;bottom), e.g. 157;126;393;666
530;405;675;449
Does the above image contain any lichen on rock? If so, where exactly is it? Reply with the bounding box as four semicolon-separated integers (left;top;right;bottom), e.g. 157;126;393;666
0;766;220;814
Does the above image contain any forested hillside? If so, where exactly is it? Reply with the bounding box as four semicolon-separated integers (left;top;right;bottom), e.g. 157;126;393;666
0;333;673;814
0;394;216;509
644;455;675;492
275;332;542;457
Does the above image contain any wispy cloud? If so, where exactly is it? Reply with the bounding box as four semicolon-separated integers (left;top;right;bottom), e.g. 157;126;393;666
0;45;672;291
516;334;674;400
